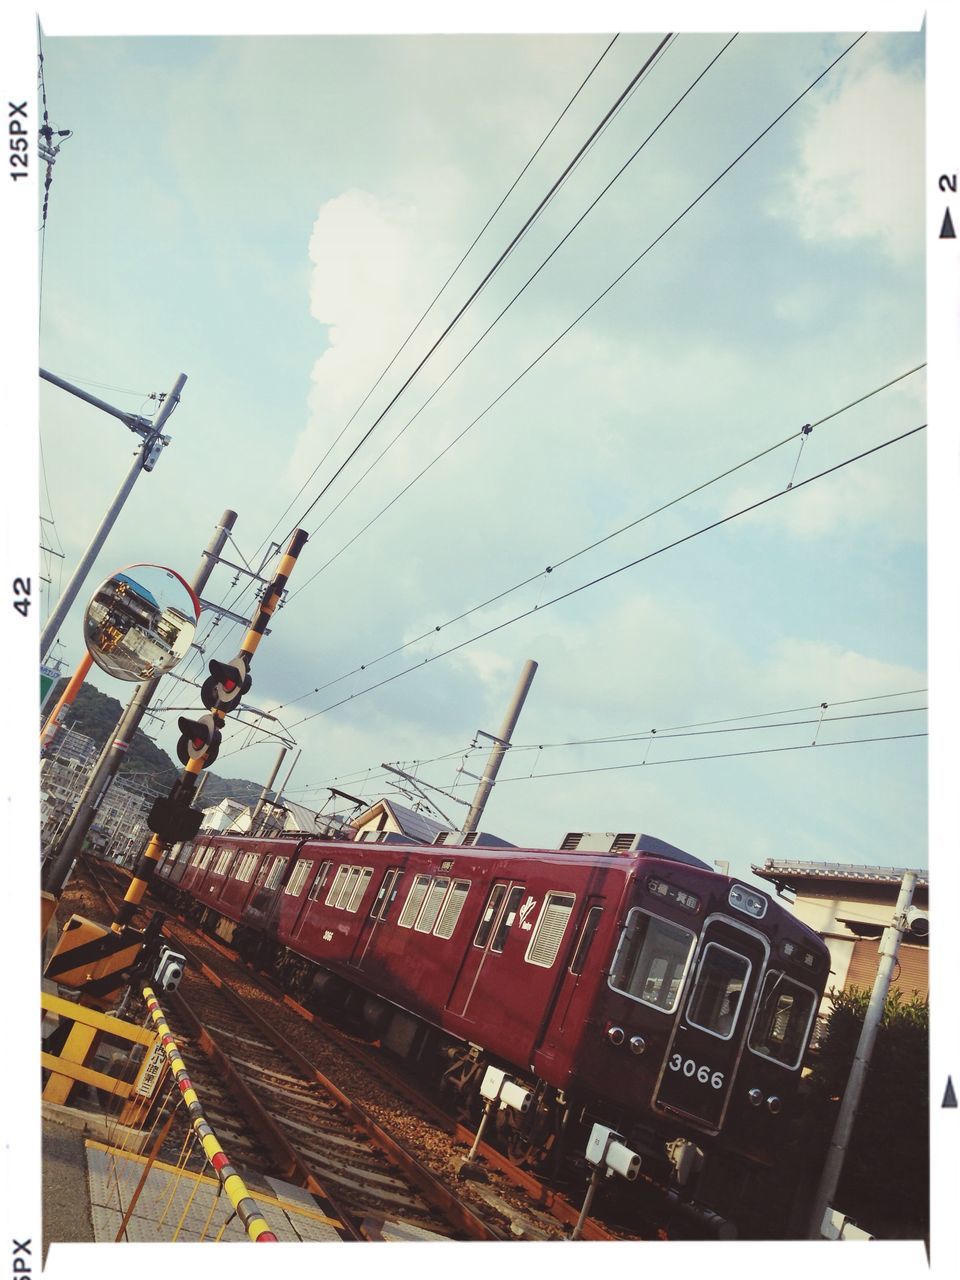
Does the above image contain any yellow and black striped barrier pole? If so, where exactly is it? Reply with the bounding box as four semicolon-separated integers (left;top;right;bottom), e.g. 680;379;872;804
113;528;308;931
141;985;278;1242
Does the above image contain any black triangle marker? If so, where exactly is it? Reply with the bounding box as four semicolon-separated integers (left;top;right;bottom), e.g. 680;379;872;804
943;1075;958;1107
940;208;956;239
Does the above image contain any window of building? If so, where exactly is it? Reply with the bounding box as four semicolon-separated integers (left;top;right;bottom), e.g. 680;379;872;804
748;972;818;1069
686;943;751;1040
608;909;697;1013
398;875;432;928
434;881;471;939
525;892;576;967
569;905;603;976
491;885;525;953
415;878;450;933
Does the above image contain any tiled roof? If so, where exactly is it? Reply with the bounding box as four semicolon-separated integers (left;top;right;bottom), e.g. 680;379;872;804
752;858;928;889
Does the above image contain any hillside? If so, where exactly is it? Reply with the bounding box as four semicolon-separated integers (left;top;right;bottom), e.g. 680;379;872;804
46;678;265;808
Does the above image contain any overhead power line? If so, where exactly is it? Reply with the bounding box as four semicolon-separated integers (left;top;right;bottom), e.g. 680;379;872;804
267;365;923;716
286;31;865;605
277;422;925;731
280;34;676;542
258;31;626;560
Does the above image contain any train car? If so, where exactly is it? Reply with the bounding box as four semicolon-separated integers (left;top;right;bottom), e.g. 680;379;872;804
169;828;829;1227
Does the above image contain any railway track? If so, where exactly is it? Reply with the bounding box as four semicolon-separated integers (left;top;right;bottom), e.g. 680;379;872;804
69;858;621;1240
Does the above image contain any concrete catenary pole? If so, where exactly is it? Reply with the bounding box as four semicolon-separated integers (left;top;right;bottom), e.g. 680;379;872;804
39;371;187;661
249;745;289;835
807;870;919;1237
42;510;237;895
459;659;537;837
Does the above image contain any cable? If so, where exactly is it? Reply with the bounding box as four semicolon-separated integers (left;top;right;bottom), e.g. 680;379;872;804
269;365;923;714
281;422;925;730
280;695;926;794
257;32;625;558
489;732;927;782
280;35;676;543
286;32;866;604
298;34;737;559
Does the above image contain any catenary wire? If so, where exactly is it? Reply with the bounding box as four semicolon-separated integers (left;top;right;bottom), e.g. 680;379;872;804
269;364;923;714
279;34;676;542
298;33;738;558
258;31;626;558
287;33;865;602
280;423;925;730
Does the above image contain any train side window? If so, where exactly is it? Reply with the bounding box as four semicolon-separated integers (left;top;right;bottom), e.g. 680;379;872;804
608;909;697;1013
336;866;362;908
264;857;286;891
370;868;399;919
398;875;432;927
434;880;471;939
569;906;603;976
307;860;332;901
213;850;232;875
747;972;818;1070
525;892;576;967
686;943;751;1041
474;884;507;949
381;871;404;921
491;885;525;953
325;865;351;906
285;858;313;897
415;878;450;933
345;867;374;913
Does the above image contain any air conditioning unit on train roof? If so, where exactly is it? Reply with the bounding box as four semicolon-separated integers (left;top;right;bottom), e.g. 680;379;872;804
432;831;516;848
559;832;710;870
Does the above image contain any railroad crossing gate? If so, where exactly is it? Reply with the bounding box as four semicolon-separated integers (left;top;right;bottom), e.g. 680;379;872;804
41;989;168;1124
43;913;149;1009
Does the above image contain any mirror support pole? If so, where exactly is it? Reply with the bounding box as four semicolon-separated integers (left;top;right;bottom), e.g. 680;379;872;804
39;372;187;663
41;509;237;896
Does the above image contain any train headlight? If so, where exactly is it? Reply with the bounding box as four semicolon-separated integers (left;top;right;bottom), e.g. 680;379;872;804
607;1025;625;1047
629;1035;646;1055
728;883;767;919
766;1095;782;1115
747;1088;763;1107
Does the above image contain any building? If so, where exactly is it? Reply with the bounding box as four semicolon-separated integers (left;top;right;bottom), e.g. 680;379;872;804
752;858;929;1006
40;727;98;855
351;798;452;845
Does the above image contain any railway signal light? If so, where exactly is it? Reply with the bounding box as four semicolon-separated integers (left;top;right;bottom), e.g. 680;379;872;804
200;655;251;713
176;712;221;767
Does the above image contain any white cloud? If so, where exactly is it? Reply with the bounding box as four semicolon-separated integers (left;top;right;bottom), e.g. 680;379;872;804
770;59;923;264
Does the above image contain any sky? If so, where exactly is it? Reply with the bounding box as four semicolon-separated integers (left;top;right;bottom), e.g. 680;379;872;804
4;3;959;1277
29;22;928;887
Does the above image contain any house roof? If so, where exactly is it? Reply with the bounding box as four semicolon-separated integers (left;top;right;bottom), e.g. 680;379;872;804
752;858;929;892
354;798;452;845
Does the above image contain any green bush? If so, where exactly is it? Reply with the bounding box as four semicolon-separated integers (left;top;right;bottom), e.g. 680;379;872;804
804;986;929;1238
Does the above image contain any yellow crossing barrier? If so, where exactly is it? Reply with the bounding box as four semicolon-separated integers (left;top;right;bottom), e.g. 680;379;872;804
141;985;278;1242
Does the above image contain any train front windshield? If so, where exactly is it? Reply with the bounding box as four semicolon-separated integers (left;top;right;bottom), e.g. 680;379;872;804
608;910;697;1012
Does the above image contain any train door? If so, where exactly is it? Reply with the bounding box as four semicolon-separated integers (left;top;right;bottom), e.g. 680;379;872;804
533;897;604;1067
653;915;768;1134
446;880;524;1019
350;865;402;967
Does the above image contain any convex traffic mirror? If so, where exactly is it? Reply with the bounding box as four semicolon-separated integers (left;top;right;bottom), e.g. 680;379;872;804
83;564;200;682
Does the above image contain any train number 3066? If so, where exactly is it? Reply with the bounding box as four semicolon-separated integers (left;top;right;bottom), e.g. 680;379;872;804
668;1054;724;1089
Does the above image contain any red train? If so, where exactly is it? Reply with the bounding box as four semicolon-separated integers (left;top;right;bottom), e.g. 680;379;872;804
154;828;829;1229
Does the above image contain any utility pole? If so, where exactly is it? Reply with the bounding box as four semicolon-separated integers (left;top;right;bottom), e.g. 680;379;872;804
459;659;538;837
807;870;920;1237
39;370;186;661
42;510;237;895
249;745;289;835
40;651;93;750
